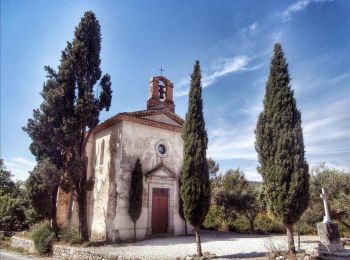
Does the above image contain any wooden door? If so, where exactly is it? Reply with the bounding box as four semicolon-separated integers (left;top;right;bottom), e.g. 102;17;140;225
152;188;169;234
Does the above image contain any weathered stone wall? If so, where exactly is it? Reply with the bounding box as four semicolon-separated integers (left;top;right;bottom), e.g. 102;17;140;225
89;123;123;241
56;187;71;229
56;132;95;231
87;113;190;241
52;244;119;260
11;236;126;259
113;120;187;240
11;236;37;253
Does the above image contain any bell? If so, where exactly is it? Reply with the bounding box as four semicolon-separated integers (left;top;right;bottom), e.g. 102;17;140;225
159;85;166;100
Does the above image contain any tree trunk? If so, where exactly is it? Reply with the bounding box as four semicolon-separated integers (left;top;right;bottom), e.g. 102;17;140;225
184;219;188;236
285;223;296;255
249;219;255;233
77;136;90;242
134;222;136;241
297;222;301;252
195;226;203;256
78;189;89;241
51;185;59;237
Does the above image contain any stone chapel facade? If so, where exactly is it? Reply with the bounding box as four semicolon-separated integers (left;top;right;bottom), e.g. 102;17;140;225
56;76;191;241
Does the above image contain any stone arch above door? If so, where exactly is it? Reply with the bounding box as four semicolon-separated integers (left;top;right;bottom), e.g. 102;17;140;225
145;165;177;236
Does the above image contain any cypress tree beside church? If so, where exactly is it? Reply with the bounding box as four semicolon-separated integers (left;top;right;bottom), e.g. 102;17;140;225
255;43;309;254
178;176;187;235
25;11;113;241
128;158;143;241
181;60;210;256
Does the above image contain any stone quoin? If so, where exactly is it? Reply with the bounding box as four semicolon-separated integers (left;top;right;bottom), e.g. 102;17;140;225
56;76;191;241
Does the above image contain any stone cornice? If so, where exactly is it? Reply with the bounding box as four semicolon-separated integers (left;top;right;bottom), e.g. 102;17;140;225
93;110;183;134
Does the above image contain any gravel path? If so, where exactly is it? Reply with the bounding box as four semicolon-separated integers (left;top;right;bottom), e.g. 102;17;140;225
0;251;55;260
88;230;319;259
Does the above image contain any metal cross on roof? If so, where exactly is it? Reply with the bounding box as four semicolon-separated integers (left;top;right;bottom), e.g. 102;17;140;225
159;67;164;76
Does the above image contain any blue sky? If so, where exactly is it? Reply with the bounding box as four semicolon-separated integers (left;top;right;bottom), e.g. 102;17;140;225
1;0;349;181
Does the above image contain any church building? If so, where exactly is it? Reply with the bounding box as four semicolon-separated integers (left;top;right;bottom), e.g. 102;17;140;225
56;76;190;241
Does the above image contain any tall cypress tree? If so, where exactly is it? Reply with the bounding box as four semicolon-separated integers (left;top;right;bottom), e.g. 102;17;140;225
178;175;187;235
128;158;143;241
255;43;309;254
24;11;112;241
62;11;112;241
181;60;210;256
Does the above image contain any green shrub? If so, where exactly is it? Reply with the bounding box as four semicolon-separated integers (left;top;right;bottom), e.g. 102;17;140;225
61;226;80;245
255;213;284;233
228;216;249;232
30;221;55;255
203;205;222;230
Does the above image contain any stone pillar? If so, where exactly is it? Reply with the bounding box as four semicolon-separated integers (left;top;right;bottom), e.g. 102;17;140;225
164;82;175;113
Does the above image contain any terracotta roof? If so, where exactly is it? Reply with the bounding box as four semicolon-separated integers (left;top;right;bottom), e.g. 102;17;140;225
93;108;184;134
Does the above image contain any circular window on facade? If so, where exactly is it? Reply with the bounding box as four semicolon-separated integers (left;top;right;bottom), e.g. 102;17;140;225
155;140;169;158
158;144;166;155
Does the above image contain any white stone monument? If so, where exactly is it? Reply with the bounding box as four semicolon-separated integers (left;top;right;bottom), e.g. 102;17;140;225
320;188;332;224
315;188;348;258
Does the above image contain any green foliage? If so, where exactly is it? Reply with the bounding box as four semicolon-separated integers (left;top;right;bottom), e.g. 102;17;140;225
255;43;309;225
128;158;143;223
128;158;143;240
203;204;226;230
0;161;34;232
178;175;188;235
212;169;264;232
60;226;80;245
24;11;112;241
31;221;55;255
0;195;27;231
203;164;350;238
0;159;16;195
181;60;210;228
181;60;210;256
301;164;350;236
178;176;185;220
254;213;284;233
207;157;219;180
25;159;60;221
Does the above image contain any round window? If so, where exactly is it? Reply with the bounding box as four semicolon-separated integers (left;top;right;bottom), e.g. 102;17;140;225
155;140;169;158
158;144;166;155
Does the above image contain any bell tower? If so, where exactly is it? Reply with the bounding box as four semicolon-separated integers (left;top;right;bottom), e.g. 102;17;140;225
147;76;175;113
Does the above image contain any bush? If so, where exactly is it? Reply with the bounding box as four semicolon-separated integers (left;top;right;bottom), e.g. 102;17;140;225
203;205;224;230
264;238;288;259
30;221;55;255
61;226;80;245
255;213;284;234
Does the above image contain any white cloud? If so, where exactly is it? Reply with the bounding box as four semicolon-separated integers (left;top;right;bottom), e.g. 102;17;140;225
208;134;256;160
240;22;259;38
282;0;334;21
206;85;349;180
249;22;258;32
207;104;259;161
202;56;249;87
4;157;36;180
293;72;349;95
302;97;349;168
175;55;264;97
243;166;262;182
11;157;36;167
303;115;346;134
